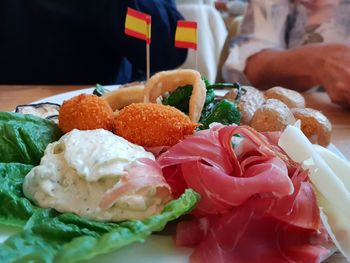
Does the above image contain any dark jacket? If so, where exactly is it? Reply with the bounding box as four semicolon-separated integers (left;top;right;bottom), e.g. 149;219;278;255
0;0;187;84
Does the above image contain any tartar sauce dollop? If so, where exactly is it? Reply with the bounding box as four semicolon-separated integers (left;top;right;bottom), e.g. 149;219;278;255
23;129;170;221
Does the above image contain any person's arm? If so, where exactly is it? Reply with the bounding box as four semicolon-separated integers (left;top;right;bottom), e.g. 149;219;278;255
245;43;350;107
222;0;291;84
245;46;320;91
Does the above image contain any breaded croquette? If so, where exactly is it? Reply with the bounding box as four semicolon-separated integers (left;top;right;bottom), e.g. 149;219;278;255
59;94;114;133
114;103;197;147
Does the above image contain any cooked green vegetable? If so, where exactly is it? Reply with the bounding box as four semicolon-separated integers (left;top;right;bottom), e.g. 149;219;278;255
0;189;199;263
199;99;241;130
163;76;214;114
205;88;215;106
92;84;110;97
163;84;193;113
207;82;240;90
162;79;244;130
0;163;37;227
0;112;62;165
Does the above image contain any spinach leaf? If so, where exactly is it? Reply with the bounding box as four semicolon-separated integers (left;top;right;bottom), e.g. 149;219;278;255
199;99;241;130
162;76;214;114
0;112;62;165
163;85;193;113
0;163;37;227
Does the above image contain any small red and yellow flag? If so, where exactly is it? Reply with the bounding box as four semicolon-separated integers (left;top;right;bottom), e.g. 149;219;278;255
175;20;197;50
125;7;151;44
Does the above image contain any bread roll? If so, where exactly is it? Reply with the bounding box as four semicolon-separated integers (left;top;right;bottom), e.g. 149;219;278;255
265;86;305;108
250;99;296;132
291;108;332;147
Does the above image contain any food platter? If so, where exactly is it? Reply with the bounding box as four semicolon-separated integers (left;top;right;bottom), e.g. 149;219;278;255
1;86;348;263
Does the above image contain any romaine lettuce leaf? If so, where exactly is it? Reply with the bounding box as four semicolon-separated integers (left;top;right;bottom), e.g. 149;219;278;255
0;112;62;165
55;189;199;262
0;163;37;227
0;189;199;263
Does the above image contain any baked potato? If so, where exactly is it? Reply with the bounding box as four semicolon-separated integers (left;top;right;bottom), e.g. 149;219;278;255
291;108;332;147
264;86;305;108
250;99;296;132
224;86;265;125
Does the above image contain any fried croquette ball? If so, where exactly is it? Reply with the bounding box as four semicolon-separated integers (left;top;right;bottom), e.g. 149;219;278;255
291;108;332;147
114;103;197;147
250;99;296;132
59;94;114;133
264;86;305;108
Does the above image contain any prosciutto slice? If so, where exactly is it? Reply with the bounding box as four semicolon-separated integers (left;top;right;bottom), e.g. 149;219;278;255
178;209;329;263
157;124;330;263
158;124;295;214
99;158;171;211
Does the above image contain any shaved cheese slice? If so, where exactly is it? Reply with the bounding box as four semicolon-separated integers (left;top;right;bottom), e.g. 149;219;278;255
278;125;350;261
319;195;350;262
313;144;350;191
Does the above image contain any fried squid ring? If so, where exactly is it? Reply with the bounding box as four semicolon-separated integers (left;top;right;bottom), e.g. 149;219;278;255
143;69;206;123
102;84;145;111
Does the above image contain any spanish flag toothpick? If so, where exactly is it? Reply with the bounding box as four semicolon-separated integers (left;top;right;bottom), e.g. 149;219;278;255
125;7;152;79
175;20;197;50
174;20;198;70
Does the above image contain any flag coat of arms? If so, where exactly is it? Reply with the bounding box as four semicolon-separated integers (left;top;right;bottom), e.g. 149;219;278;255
174;20;197;50
125;7;151;44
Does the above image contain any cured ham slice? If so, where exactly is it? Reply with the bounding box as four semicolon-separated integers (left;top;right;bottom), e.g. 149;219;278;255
180;158;293;215
157;124;330;263
158;124;294;214
158;128;235;174
183;210;329;263
176;171;327;262
99;158;171;213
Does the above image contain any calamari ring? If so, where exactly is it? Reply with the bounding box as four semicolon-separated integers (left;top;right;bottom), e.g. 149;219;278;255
102;83;145;111
143;69;206;123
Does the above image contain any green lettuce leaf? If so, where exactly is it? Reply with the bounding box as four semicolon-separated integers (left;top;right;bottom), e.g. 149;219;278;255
0;189;199;263
0;163;37;227
0;112;62;165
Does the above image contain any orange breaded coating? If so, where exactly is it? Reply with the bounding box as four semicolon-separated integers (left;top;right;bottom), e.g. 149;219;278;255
114;103;197;147
59;94;114;133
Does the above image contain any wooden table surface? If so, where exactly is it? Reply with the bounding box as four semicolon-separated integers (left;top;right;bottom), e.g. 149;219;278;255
0;85;349;262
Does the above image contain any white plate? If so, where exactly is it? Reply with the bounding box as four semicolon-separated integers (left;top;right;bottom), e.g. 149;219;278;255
1;86;346;262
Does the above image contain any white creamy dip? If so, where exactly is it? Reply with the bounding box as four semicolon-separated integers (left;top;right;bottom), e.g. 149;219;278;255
23;129;169;222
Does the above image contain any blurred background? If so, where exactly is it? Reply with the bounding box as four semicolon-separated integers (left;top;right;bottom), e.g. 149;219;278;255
0;0;246;85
